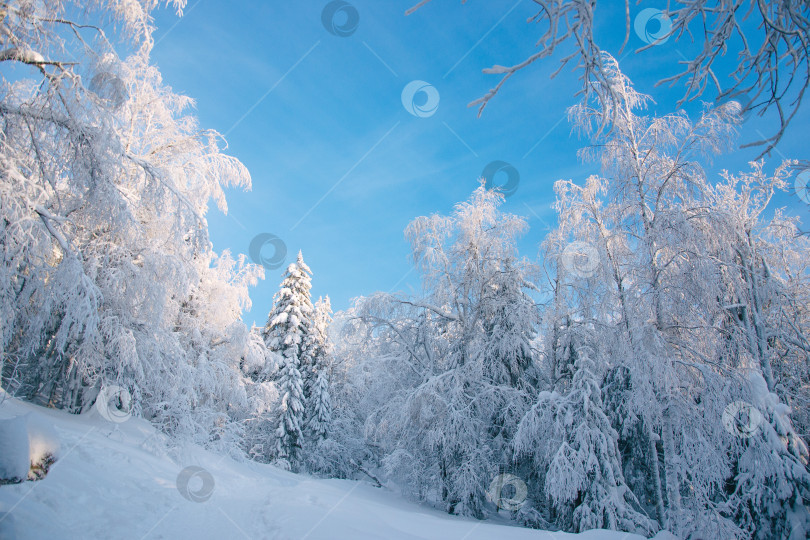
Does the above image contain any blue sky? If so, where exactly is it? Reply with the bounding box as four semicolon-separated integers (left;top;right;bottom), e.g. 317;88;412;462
148;1;810;324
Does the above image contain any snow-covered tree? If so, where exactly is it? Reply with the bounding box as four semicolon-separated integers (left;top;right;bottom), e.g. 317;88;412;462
307;296;333;441
515;346;657;535
264;252;314;355
273;350;305;470
538;54;810;537
239;325;281;461
306;308;383;480
481;258;539;388
0;0;262;452
263;252;314;469
307;369;331;442
353;184;539;518
729;373;810;540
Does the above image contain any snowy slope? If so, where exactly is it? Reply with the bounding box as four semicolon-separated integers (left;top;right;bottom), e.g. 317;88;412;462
0;397;660;540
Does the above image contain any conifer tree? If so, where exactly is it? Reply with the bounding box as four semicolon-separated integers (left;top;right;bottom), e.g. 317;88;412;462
515;346;656;535
307;296;333;440
263;252;313;469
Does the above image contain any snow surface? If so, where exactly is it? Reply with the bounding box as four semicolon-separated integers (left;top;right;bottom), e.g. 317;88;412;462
0;416;30;482
0;397;657;539
0;411;62;486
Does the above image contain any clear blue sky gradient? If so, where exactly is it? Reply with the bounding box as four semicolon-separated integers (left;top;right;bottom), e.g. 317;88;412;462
147;1;810;324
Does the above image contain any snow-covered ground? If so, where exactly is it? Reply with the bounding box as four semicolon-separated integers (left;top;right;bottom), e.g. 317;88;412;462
0;397;667;540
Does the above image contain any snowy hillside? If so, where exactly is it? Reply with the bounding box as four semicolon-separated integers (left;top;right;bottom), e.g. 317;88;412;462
0;397;663;540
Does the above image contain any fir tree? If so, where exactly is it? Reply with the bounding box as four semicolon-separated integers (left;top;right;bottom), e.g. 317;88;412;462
274;353;305;469
307;296;333;440
263;252;313;469
514;346;657;535
263;251;313;355
308;369;332;441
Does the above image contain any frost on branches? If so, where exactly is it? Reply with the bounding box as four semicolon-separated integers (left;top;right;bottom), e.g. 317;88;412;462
329;54;810;539
0;0;266;452
349;185;540;518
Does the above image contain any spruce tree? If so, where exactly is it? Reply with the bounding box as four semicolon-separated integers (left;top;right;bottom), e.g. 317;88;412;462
274;354;304;469
515;346;656;535
307;296;333;440
263;251;313;469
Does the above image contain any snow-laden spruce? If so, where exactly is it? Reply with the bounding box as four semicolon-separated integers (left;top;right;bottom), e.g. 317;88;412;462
257;252;335;472
262;252;314;470
306;296;334;442
514;347;656;535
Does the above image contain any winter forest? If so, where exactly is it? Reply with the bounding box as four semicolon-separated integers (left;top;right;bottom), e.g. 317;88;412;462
1;1;810;539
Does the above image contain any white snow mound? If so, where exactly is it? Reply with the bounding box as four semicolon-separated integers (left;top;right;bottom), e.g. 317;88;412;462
0;416;30;482
0;397;658;539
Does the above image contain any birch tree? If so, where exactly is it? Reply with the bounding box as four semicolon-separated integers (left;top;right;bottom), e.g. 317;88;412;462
407;0;810;156
354;185;539;517
0;0;262;452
